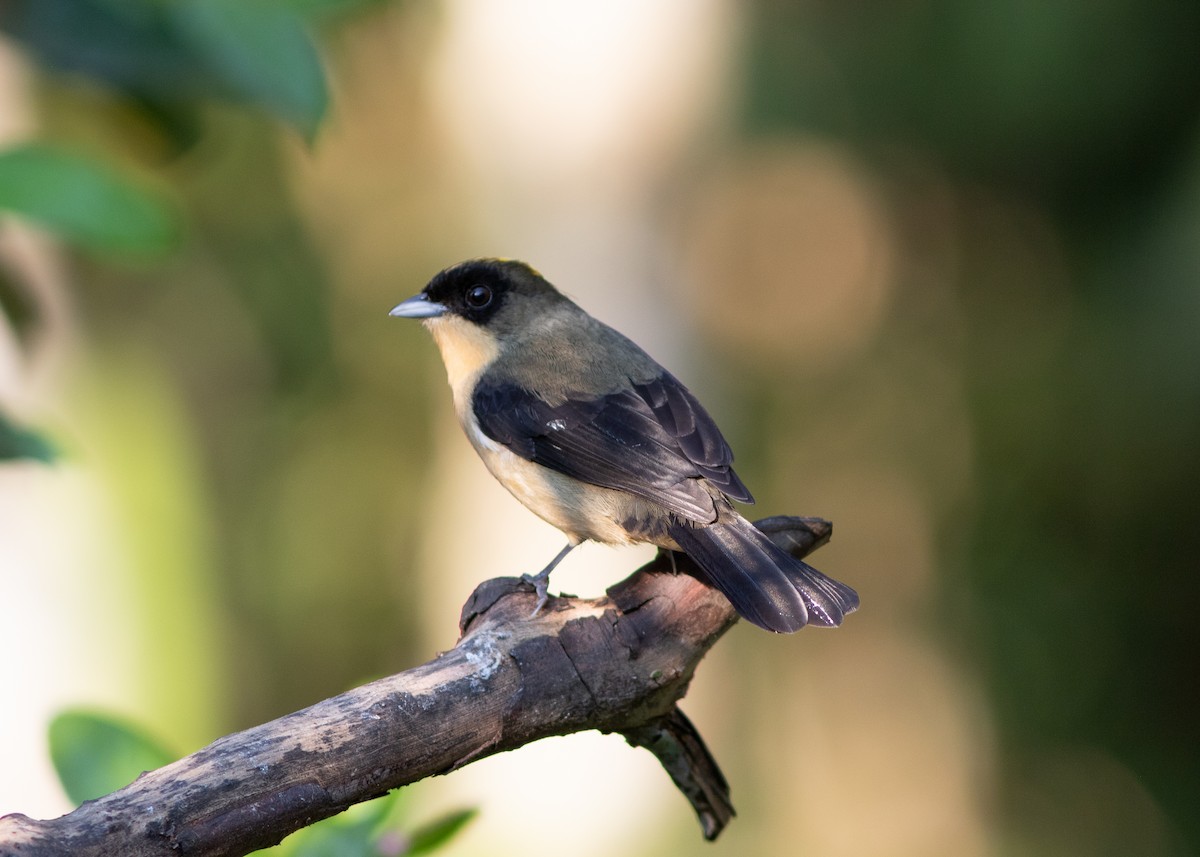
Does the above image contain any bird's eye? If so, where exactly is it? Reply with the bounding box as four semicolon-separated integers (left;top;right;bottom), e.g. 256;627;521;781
465;284;493;309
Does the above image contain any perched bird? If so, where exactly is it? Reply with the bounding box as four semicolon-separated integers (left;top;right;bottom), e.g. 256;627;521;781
390;259;858;632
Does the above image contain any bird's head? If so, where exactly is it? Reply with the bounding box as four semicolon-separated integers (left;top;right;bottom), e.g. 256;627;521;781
390;258;566;337
391;259;577;394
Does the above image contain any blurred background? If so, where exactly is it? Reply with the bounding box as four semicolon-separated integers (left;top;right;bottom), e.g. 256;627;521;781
1;1;1198;855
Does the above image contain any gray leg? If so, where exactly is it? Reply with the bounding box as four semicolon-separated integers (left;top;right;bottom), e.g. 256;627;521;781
521;542;576;616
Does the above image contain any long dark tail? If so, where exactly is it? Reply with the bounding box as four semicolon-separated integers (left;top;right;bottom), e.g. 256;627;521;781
667;514;859;633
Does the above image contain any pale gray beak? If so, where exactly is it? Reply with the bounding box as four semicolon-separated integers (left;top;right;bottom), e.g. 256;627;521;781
389;293;447;319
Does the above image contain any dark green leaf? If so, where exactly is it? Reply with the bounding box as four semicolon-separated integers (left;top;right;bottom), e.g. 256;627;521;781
0;262;40;347
0;410;56;462
0;0;325;150
280;822;377;857
172;0;328;140
0;144;178;256
0;0;227;104
48;710;176;806
261;791;404;856
405;808;477;856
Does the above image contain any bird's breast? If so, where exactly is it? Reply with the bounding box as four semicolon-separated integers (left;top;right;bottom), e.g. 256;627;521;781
460;411;667;548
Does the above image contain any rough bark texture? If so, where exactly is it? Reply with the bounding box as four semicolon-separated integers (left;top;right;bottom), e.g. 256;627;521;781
0;516;833;857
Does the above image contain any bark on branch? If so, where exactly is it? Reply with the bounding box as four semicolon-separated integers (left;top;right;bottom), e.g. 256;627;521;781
0;516;833;857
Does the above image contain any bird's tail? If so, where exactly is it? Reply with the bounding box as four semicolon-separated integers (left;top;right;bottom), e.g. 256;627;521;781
667;514;859;633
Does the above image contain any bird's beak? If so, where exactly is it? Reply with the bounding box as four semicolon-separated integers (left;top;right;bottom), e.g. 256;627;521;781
389;293;447;319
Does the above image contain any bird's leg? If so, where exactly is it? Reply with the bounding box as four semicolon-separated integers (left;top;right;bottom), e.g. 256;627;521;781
521;542;576;616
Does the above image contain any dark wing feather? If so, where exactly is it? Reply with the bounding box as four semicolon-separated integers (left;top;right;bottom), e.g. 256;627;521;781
633;375;753;503
473;374;751;523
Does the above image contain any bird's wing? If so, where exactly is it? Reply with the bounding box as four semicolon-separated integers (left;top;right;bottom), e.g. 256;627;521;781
630;375;753;503
472;372;752;524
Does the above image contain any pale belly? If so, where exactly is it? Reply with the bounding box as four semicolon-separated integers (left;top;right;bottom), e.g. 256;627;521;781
463;417;677;550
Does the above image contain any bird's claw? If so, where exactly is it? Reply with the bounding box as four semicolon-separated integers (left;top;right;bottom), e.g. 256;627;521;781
517;542;574;618
520;571;551;616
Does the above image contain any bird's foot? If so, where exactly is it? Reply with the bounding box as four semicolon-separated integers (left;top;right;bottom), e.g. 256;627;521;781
518;542;576;618
519;570;552;616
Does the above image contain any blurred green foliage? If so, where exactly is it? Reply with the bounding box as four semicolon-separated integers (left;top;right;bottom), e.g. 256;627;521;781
267;801;476;857
49;710;176;805
46;709;475;855
170;0;328;142
0;409;56;461
0;0;329;146
0;0;338;457
0;144;177;257
744;0;1200;214
0;0;429;833
744;2;1200;854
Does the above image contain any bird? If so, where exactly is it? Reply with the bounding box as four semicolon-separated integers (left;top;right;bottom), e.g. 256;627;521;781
390;258;859;633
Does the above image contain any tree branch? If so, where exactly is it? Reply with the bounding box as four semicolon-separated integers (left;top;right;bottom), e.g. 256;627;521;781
0;516;833;857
